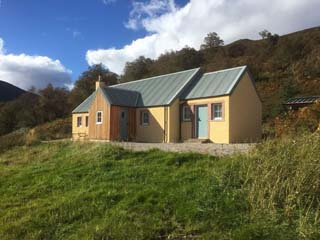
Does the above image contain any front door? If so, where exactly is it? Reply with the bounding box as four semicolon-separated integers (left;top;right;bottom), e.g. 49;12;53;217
119;109;128;141
196;105;208;138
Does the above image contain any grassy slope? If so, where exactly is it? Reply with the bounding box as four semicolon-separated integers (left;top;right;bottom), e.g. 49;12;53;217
0;133;319;239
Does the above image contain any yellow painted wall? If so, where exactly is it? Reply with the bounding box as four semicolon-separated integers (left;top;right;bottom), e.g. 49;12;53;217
181;96;230;143
135;106;166;142
167;99;180;142
229;72;262;143
72;113;89;140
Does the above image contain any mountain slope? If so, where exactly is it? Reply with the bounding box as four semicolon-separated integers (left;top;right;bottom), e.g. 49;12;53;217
0;80;26;102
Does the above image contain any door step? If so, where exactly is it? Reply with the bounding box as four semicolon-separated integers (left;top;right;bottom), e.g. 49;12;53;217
183;138;211;144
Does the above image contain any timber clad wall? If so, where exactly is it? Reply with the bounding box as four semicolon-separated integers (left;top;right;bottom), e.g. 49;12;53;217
88;90;111;140
110;106;136;141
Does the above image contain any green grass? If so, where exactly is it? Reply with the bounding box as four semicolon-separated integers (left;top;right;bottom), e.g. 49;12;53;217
0;133;319;239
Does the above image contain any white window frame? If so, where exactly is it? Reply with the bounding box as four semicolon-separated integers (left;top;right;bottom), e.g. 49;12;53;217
182;105;191;121
96;111;103;124
77;116;82;127
212;103;223;120
141;111;149;126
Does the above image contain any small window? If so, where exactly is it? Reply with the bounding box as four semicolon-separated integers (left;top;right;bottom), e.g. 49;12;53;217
141;111;149;126
212;103;223;120
96;111;102;124
77;116;82;127
85;116;89;127
182;106;191;121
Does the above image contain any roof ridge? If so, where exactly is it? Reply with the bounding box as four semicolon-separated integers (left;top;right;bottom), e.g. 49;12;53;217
111;67;200;87
203;65;247;75
167;68;201;104
226;66;247;94
103;86;140;95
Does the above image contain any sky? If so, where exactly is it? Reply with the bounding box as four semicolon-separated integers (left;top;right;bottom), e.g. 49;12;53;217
0;0;319;90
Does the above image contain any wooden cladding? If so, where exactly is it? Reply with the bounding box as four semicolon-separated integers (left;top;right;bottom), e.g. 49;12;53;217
88;91;110;140
110;106;136;141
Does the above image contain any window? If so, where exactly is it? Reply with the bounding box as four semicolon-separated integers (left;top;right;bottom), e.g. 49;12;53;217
212;103;223;120
77;116;82;127
182;106;191;121
140;111;149;126
96;111;102;124
85;116;89;127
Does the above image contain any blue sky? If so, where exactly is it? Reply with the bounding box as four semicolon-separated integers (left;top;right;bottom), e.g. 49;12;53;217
0;0;175;81
0;0;319;90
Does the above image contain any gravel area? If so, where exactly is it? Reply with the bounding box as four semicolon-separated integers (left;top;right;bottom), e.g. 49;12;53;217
91;141;255;156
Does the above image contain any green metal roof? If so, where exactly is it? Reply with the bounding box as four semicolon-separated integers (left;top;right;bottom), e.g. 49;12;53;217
72;66;250;113
100;87;140;107
111;68;200;107
72;91;96;113
181;66;247;100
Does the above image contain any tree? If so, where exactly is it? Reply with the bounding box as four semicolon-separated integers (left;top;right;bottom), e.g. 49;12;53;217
0;93;39;135
121;56;153;83
259;29;280;46
37;84;71;123
175;46;203;70
69;64;118;108
200;32;224;49
259;29;272;39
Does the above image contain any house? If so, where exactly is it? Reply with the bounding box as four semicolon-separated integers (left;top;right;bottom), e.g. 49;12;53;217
72;65;262;143
284;96;320;110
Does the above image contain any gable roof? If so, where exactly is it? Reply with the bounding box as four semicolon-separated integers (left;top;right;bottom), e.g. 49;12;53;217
72;91;96;113
72;66;252;113
111;68;200;107
100;87;140;107
181;66;247;100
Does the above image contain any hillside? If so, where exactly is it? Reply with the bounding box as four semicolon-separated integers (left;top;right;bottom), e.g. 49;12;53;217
0;80;26;102
0;133;319;239
121;26;320;121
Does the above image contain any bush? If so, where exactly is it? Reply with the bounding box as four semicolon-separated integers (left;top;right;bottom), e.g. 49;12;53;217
0;118;71;152
242;133;320;239
0;128;28;153
274;101;320;137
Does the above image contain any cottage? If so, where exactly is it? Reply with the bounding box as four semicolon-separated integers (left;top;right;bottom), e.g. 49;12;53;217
72;66;262;143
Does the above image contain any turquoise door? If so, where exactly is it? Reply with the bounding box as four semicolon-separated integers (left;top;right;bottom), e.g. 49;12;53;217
196;105;208;138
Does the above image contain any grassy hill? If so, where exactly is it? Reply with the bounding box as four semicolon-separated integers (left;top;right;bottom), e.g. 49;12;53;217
0;132;319;239
0;80;26;102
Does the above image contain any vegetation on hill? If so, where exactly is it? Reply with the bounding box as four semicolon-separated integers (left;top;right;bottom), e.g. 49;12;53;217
0;132;319;239
119;27;320;122
0;118;71;153
0;80;25;102
1;27;319;138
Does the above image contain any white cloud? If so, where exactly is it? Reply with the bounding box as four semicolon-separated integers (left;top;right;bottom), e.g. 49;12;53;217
86;0;320;75
102;0;116;5
125;0;177;30
0;38;72;90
